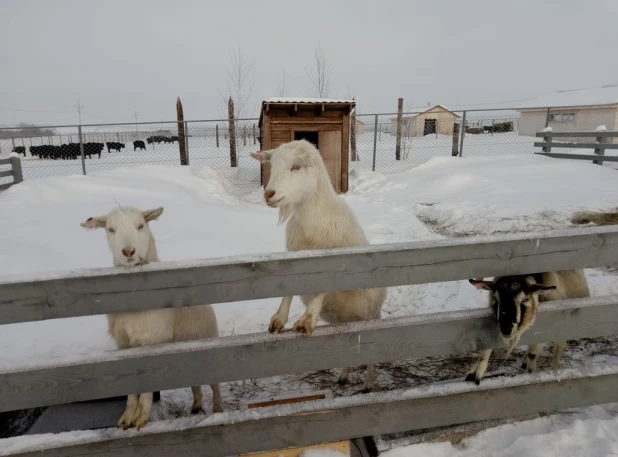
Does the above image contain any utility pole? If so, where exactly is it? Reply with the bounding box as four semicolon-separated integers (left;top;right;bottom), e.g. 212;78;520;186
74;99;84;125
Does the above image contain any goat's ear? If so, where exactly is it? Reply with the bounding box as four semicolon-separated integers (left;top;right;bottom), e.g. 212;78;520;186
80;215;107;229
530;284;557;295
142;207;164;222
469;278;495;291
250;150;272;163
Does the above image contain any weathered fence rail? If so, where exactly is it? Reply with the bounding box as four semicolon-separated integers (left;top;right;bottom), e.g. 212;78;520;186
0;156;24;191
2;225;618;456
534;130;618;165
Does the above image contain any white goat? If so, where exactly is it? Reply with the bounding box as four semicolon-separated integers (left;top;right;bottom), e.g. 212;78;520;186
251;140;387;391
81;206;222;430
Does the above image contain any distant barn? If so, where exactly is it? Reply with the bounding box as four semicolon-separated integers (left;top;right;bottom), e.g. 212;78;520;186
390;105;460;137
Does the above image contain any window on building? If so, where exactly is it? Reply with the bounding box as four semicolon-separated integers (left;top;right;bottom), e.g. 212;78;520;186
550;112;575;123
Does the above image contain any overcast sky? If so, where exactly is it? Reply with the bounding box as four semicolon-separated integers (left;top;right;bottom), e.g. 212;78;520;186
1;0;617;126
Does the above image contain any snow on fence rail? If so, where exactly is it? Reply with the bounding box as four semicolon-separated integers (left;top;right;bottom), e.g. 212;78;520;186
2;225;618;456
534;130;618;165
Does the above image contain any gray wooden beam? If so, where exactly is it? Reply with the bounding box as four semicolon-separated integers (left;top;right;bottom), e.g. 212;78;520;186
1;226;618;325
536;131;618;138
0;182;13;192
535;152;618;162
0;158;11;165
1;295;617;413
6;366;618;457
0;169;13;178
534;142;618;150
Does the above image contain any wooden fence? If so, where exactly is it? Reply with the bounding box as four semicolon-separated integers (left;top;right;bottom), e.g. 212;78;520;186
534;130;618;165
0;156;23;191
2;226;618;456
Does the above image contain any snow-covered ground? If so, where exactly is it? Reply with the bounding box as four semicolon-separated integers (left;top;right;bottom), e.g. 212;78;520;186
0;153;617;452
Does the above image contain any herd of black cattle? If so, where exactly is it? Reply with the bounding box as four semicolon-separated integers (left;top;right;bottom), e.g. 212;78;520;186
10;135;180;160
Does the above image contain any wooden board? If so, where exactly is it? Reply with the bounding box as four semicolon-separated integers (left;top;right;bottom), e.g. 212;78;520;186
535;152;618;162
318;130;342;193
271;118;343;125
241;441;350;457
1;295;618;412
0;169;13;178
341;112;350;193
7;366;618;457
1;226;617;325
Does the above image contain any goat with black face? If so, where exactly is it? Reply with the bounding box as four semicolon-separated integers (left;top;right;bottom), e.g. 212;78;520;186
467;270;589;385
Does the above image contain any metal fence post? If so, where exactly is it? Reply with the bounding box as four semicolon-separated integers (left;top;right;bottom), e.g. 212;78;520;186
372;114;378;172
459;111;467;157
184;121;190;165
545;107;551;128
9;155;23;183
78;125;86;175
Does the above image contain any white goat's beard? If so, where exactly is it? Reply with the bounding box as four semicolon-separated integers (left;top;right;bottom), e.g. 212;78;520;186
278;205;293;224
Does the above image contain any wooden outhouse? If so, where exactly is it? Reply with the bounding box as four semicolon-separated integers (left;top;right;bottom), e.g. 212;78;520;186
258;98;355;193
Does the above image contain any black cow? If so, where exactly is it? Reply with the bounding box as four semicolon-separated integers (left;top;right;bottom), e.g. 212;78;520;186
11;146;26;156
170;135;179;143
106;142;125;153
84;142;104;159
133;140;146;151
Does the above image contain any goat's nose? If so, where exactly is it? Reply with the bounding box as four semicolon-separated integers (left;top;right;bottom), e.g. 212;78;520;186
264;189;276;201
122;247;136;258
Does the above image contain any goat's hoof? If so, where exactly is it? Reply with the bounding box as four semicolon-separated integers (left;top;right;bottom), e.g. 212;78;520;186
291;316;313;335
337;377;348;386
268;315;286;333
118;413;134;430
465;372;482;385
191;406;204;415
212;404;223;414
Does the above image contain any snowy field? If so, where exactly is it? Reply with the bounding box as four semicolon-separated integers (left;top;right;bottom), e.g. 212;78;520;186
3;131;615;190
1;153;617;453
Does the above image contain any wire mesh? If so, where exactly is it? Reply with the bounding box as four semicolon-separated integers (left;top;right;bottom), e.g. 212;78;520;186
0;105;615;190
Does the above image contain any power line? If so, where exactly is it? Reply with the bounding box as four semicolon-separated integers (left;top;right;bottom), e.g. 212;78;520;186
0;106;74;113
74;99;84;125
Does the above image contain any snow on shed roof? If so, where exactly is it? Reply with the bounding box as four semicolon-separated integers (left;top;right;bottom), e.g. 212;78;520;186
265;97;355;104
518;85;618;109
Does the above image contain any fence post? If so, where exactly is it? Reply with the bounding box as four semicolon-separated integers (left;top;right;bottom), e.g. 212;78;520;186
78;125;86;175
228;97;237;167
372;114;378;171
491;119;495;136
545;107;551;128
253;123;256;145
350;110;358;161
216;124;220;148
451;122;460;157
176;97;188;166
243;124;247;146
593;131;607;166
459;111;467;157
11;138;15;150
9;155;23;184
184;121;190;165
395;98;403;160
541;128;552;154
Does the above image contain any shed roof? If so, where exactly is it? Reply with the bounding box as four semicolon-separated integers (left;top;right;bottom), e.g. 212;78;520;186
518;85;618;110
265;97;355;104
389;104;461;121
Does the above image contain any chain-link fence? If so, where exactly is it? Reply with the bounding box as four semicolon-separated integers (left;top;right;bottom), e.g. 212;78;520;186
0;104;615;191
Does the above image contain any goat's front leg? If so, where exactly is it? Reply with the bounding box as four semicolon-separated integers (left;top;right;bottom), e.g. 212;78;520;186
268;296;293;333
133;392;153;430
466;349;492;385
522;343;543;373
292;294;325;335
118;394;139;430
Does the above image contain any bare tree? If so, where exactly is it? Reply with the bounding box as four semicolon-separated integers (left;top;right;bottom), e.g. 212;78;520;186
306;42;330;98
276;71;288;97
223;47;256;120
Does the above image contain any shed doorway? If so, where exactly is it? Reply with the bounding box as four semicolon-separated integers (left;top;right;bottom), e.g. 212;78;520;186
294;131;319;148
424;119;437;136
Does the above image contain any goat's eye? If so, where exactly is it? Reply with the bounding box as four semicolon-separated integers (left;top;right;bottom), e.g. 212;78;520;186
108;228;115;234
137;224;144;230
291;164;301;171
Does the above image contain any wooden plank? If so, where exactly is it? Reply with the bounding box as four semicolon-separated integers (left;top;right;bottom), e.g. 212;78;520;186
536;131;618;138
271;118;342;125
0;182;13;192
535;152;618;162
242;441;350;457
1;226;618;325
0;158;11;165
534;141;618;150
262;111;272;187
341;112;350;193
319;130;343;193
7;366;618;457
271;130;292;141
1;295;617;412
271;110;342;119
0;169;13;178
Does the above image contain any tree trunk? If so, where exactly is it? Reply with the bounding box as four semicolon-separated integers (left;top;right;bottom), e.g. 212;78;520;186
350;110;358;161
